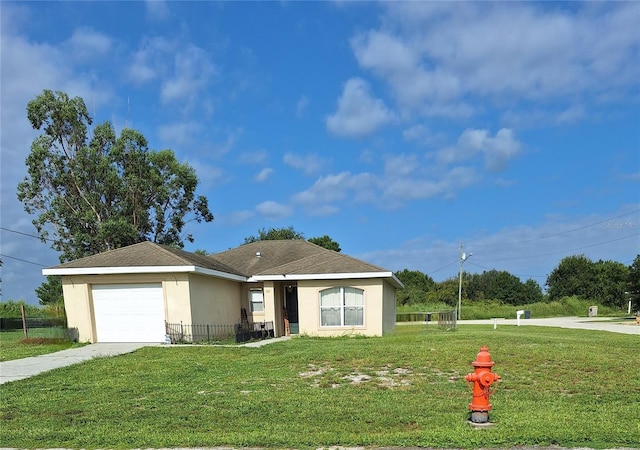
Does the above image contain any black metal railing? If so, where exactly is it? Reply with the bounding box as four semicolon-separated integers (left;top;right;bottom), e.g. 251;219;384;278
165;321;274;344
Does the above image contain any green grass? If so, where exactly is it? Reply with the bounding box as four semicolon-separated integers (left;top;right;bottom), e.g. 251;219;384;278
1;325;639;449
398;297;625;320
0;330;79;362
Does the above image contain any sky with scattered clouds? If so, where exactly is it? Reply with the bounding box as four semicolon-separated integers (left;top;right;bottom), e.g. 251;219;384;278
1;1;639;305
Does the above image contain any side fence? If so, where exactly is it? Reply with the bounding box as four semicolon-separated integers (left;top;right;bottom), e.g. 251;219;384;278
437;310;457;330
395;310;458;330
165;321;275;344
0;317;73;339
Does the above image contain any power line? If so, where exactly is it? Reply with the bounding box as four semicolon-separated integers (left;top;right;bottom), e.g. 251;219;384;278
0;253;48;267
473;232;639;263
426;259;458;276
0;226;55;243
469;208;640;249
466;261;546;279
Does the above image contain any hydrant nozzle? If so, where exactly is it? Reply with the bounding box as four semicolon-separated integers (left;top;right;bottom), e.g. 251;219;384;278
465;346;500;424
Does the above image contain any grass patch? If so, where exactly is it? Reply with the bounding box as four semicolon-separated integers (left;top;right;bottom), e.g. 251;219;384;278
0;330;79;362
398;297;625;320
1;325;638;448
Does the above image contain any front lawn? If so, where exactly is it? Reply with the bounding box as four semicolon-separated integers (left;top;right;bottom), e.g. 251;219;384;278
1;325;638;448
0;330;79;362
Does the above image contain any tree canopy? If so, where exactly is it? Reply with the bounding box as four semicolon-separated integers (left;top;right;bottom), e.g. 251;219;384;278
244;226;305;244
243;227;342;252
17;90;213;263
307;235;341;252
395;268;543;307
546;254;634;308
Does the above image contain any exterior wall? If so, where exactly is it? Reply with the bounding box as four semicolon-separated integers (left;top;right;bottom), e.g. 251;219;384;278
61;273;192;343
296;278;387;337
263;282;276;327
61;279;93;342
162;274;192;326
381;280;397;335
188;273;242;325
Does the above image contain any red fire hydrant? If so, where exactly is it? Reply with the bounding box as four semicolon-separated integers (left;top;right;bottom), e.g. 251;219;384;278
465;346;500;423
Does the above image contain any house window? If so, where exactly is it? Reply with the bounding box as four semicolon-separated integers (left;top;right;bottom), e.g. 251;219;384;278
320;287;364;327
249;289;264;312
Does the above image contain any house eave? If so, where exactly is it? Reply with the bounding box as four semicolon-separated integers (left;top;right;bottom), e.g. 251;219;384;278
42;266;247;282
250;272;404;288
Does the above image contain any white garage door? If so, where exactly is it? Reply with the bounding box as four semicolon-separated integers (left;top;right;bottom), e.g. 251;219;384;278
92;284;165;342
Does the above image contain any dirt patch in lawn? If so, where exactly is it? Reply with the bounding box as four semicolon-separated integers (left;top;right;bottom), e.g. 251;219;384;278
299;363;414;389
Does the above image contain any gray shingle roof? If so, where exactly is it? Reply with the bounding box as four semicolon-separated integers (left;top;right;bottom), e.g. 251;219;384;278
209;240;389;277
48;241;242;275
46;240;400;286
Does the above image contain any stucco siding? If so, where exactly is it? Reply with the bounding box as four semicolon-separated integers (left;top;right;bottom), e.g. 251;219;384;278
382;280;397;334
188;273;242;325
61;273;192;343
297;278;385;337
61;279;93;342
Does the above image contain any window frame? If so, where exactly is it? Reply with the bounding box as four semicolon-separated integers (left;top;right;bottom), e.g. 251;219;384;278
319;286;365;327
249;288;265;313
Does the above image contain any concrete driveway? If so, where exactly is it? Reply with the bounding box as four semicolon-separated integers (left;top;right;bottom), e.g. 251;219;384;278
0;342;153;385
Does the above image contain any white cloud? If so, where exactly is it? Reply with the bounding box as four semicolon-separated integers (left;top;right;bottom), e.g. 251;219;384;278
238;149;268;165
255;168;273;182
381;165;479;205
145;0;169;20
65;27;112;62
161;45;216;104
283;153;328;175
157;121;201;147
326;78;395;138
556;105;586;125
436;128;521;172
350;2;640;118
255;201;293;220
128;36;174;83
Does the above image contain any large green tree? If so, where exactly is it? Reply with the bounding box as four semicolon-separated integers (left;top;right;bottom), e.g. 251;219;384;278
546;254;597;301
35;276;64;305
17;90;213;263
394;269;436;305
592;260;629;308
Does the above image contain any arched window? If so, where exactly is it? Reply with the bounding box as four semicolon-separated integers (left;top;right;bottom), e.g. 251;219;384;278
320;287;364;327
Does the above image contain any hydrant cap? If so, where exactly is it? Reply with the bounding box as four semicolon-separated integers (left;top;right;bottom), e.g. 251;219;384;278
472;345;495;368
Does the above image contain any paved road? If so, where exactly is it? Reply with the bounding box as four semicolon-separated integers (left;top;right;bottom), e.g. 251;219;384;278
459;316;640;335
1;318;637;385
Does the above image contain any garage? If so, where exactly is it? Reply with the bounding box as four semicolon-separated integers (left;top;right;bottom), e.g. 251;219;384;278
91;284;165;342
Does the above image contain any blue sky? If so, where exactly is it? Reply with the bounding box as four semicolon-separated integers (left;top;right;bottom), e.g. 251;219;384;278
1;1;639;305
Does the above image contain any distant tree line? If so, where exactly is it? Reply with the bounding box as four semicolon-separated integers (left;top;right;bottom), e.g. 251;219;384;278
396;254;640;309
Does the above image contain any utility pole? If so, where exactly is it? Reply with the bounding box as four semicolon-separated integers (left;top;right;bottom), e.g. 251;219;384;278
458;244;473;321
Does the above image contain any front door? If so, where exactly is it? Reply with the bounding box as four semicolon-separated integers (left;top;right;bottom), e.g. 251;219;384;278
284;286;299;335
